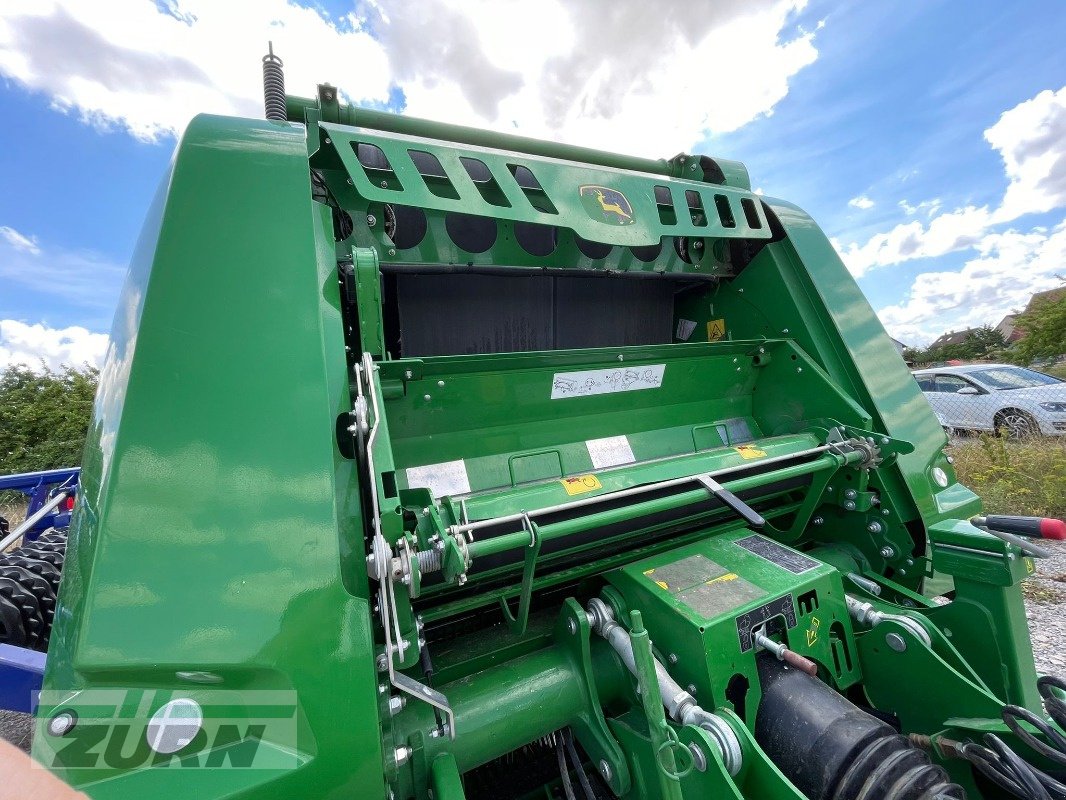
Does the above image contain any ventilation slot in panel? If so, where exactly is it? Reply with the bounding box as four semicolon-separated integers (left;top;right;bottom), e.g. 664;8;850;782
686;190;709;228
409;150;459;200
714;194;736;228
354;142;403;191
741;198;763;229
460;157;510;208
654;185;678;225
508;164;558;214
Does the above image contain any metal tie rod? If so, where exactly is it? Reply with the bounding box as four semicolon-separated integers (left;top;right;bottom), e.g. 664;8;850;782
0;490;69;553
448;443;840;537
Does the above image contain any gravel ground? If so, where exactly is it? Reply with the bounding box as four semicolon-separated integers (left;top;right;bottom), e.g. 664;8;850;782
1;544;1063;755
1023;539;1066;675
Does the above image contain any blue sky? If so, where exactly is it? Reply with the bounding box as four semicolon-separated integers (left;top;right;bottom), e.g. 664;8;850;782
1;0;1064;368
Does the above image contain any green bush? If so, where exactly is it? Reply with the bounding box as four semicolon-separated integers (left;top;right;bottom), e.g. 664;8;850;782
0;364;98;475
949;435;1066;519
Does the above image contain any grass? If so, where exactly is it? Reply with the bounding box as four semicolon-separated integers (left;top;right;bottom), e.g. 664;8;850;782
948;434;1066;519
1046;363;1066;380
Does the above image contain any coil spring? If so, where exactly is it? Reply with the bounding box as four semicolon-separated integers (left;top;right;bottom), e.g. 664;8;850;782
416;548;442;574
262;43;286;121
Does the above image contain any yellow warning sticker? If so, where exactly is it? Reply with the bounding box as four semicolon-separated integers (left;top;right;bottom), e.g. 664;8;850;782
707;318;726;342
706;572;739;586
734;444;767;460
1025;557;1036;574
560;474;602;496
806;616;821;647
655;580;669;590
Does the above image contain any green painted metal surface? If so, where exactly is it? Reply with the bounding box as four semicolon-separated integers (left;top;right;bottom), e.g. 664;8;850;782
33;79;1053;800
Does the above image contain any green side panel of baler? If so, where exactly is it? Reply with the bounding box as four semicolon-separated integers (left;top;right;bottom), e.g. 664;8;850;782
678;198;980;531
36;115;384;798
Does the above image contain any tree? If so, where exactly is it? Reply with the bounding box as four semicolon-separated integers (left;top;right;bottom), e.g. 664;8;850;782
1009;291;1066;366
0;364;98;474
961;325;1006;359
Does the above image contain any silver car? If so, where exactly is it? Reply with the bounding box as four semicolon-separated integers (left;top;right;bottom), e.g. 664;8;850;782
913;364;1066;437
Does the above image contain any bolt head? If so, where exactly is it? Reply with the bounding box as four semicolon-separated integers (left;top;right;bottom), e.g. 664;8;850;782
48;711;76;737
880;546;895;558
367;214;377;226
424;394;432;402
668;653;678;664
567;618;578;635
599;760;612;781
844;500;856;511
812;516;824;525
885;632;907;652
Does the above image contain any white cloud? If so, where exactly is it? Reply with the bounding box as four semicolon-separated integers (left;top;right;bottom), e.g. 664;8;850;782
0;319;108;370
876;219;1066;346
986;86;1066;222
848;195;874;210
0;0;819;156
833;205;994;278
0;224;125;329
0;225;40;255
898;198;941;217
834;85;1066;279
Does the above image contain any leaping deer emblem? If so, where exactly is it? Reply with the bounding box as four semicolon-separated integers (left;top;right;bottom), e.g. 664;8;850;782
580;185;635;225
594;189;632;221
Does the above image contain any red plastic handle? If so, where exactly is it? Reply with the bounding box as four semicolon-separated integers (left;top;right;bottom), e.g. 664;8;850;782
975;515;1066;540
1040;518;1066;541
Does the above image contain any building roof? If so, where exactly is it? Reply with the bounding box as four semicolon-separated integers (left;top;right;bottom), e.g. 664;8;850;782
929;327;980;350
1024;287;1066;312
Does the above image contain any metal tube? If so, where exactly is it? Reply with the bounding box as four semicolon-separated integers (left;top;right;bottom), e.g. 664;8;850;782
394;643;626;774
0;491;68;552
453;444;841;538
467;452;846;560
288;95;675;177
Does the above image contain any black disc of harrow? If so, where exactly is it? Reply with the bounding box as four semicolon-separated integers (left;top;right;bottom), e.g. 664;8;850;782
0;575;43;648
0;564;56;625
2;553;62;594
0;528;68;649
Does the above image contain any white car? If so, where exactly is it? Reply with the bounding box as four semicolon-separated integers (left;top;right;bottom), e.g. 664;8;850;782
913;364;1066;437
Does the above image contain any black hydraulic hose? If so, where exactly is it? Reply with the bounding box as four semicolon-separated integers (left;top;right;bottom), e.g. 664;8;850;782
564;728;596;800
985;734;1054;800
946;679;1066;800
1004;705;1066;766
1040;677;1066;729
555;734;578;800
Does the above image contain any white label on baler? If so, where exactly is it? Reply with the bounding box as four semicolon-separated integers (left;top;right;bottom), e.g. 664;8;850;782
550;364;666;399
585;436;636;469
405;459;471;499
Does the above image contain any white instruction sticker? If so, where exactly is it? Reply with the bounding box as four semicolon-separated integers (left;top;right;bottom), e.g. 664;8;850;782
550;364;666;399
586;436;636;469
405;459;471;499
676;319;697;341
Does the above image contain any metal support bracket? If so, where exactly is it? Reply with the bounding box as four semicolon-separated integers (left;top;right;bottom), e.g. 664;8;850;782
556;599;632;797
499;513;542;635
360;352;456;739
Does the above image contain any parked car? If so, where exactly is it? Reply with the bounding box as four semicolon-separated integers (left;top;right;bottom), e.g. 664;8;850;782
912;364;1066;437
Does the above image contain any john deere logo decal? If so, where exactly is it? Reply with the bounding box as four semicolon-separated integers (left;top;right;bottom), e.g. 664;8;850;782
579;185;635;226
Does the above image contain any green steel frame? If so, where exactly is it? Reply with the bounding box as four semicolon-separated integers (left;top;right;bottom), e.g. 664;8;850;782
31;81;1056;800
